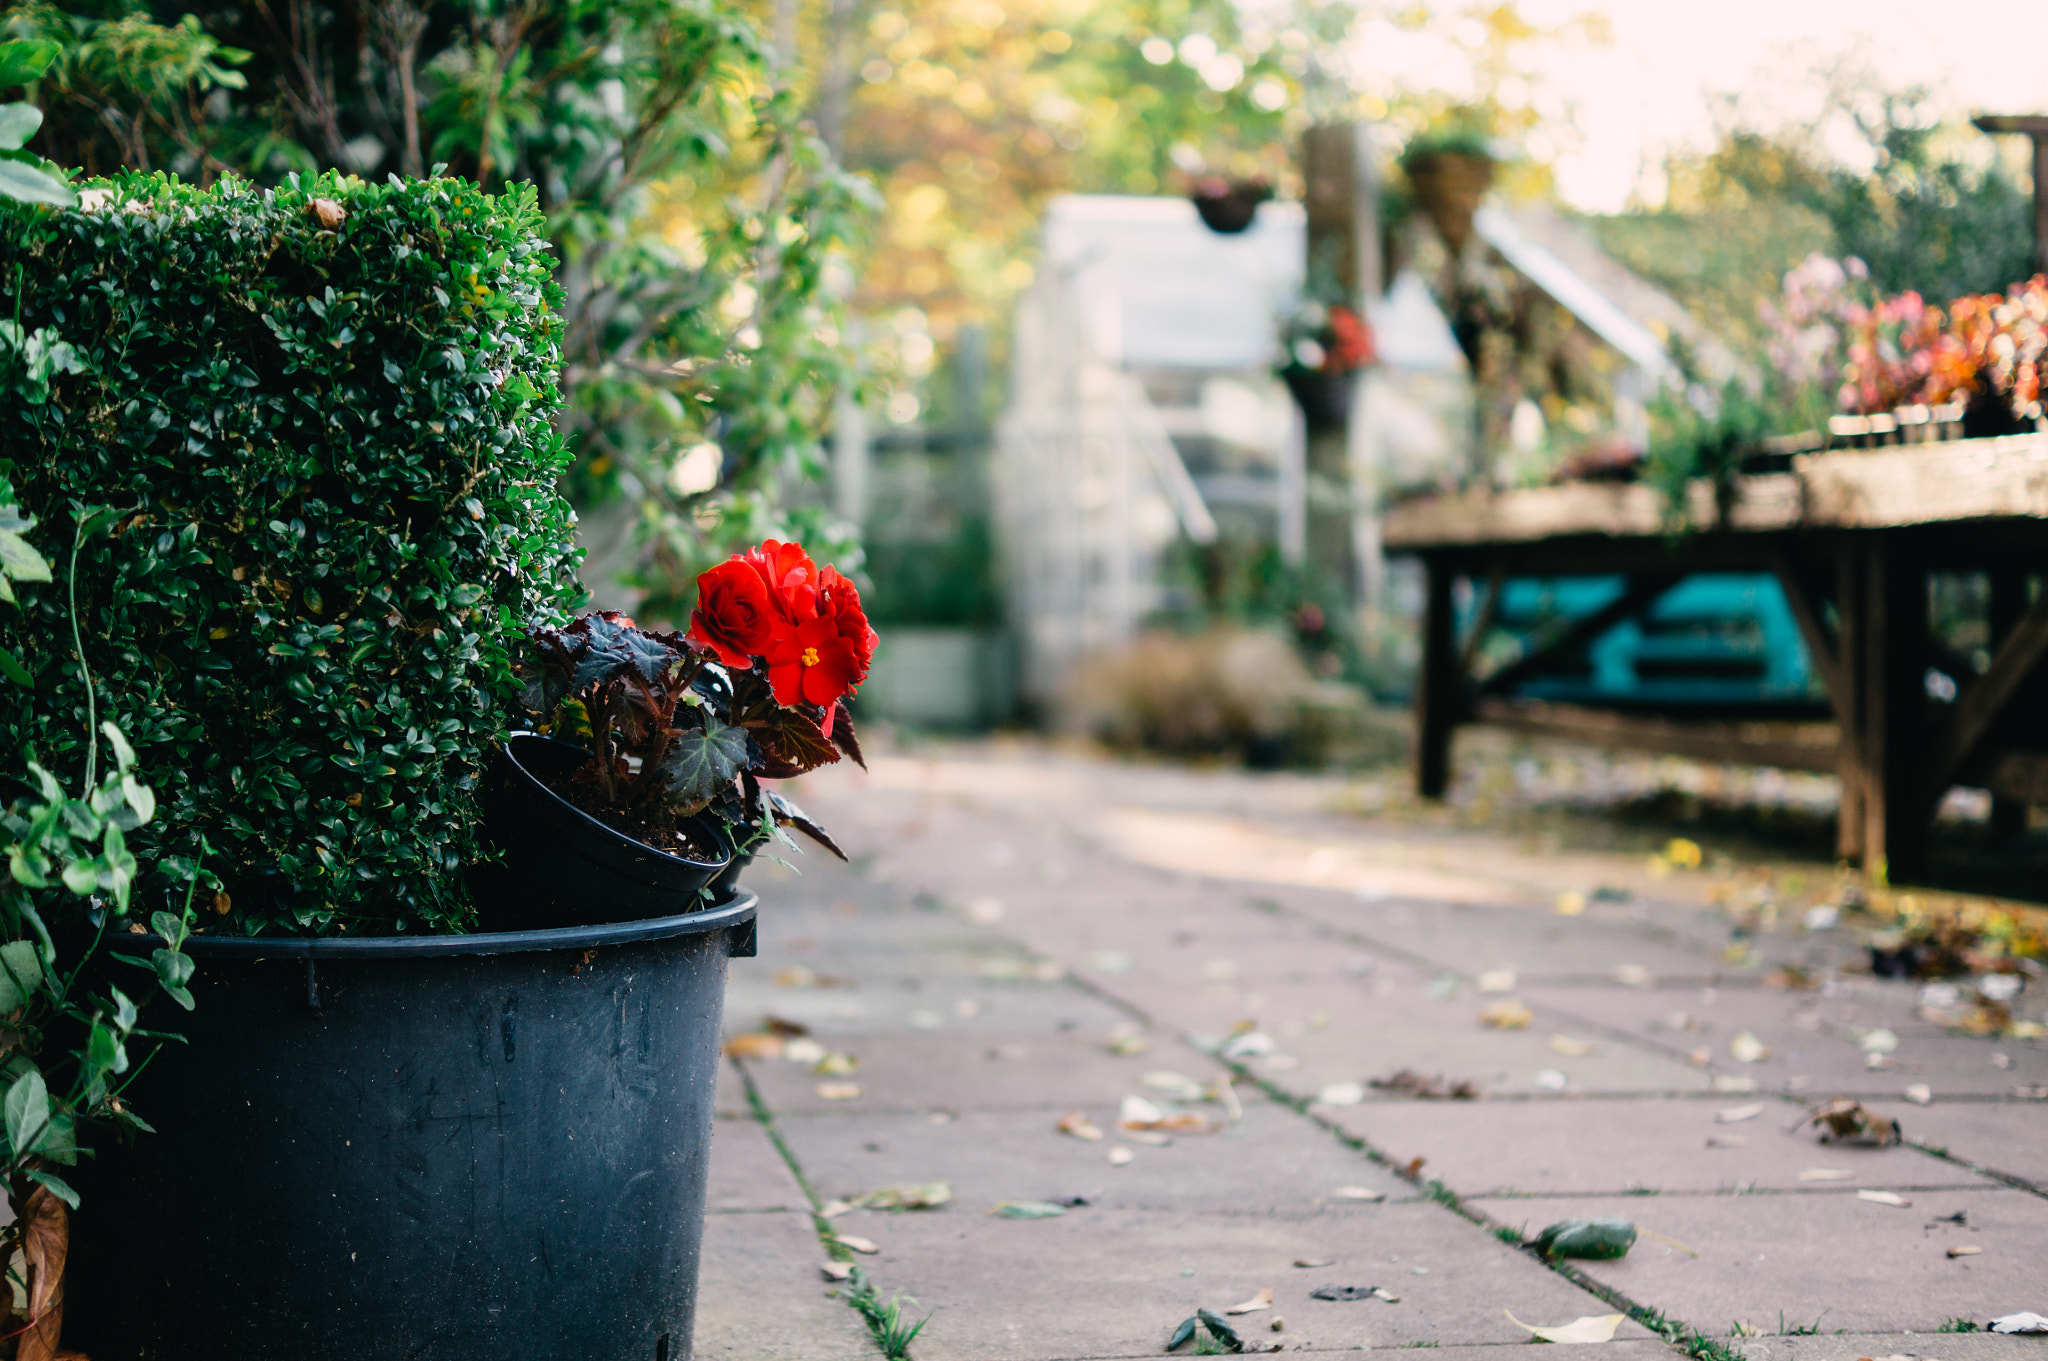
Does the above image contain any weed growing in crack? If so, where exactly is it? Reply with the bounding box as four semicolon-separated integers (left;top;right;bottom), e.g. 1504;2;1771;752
847;1267;930;1359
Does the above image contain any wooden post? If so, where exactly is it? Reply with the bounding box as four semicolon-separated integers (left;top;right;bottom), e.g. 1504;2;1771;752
1415;556;1458;799
1972;115;2048;277
1988;563;2030;839
1301;122;1382;605
1834;546;1866;864
1861;539;1930;884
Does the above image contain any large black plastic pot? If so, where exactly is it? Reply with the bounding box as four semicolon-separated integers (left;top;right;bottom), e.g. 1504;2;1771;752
476;732;730;932
65;892;757;1361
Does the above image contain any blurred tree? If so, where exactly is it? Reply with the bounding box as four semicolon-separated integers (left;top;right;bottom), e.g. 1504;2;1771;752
7;0;877;619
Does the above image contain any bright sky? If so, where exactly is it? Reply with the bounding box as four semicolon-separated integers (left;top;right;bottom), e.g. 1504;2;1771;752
1356;0;2048;213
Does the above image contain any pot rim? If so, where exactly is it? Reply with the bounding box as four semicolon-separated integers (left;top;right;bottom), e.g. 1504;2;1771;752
166;889;757;960
501;730;731;874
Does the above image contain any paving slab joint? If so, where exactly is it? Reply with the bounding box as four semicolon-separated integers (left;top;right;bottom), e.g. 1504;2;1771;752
731;1055;917;1359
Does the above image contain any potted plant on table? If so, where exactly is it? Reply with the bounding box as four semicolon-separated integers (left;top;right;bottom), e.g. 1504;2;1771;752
486;539;871;930
1187;174;1273;234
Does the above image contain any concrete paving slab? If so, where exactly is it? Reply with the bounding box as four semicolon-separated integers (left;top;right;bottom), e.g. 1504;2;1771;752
843;1202;1653;1360
773;1101;1402;1215
725;968;1136;1039
707;1114;808;1212
735;1028;1179;1115
715;1052;751;1119
694;1209;876;1360
1520;985;2048;1098
1734;1334;2048;1361
1465;1187;2048;1335
1856;1099;2048;1190
1321;1097;1996;1197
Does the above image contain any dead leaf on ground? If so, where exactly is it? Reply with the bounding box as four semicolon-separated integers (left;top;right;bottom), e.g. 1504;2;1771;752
1479;1000;1534;1029
1548;1035;1594;1057
1799;1168;1853;1181
1991;1314;2048;1334
1857;1190;1911;1207
1506;1310;1627;1344
1947;1245;1982;1257
1316;1082;1366;1106
772;964;849;988
1294;1257;1335;1268
16;1185;68;1361
1141;1071;1207;1098
1107;1145;1135;1166
1531;1219;1636;1260
833;1234;880;1254
1118;1094;1216;1134
1400;1156;1427;1179
1331;1186;1387;1202
815;1081;862;1100
1716;1104;1763;1123
821;1260;853;1281
989;1200;1066;1219
1057;1111;1103;1141
812;1051;860;1076
1729;1032;1770;1063
1224;1288;1275;1315
783;1038;827;1064
1310;1285;1389;1302
1371;1069;1481;1100
849;1181;952;1210
722;1031;784;1059
1806;1099;1902;1146
1904;1084;1933;1105
764;1015;810;1036
1477;969;1517;993
819;1199;856;1218
1107;1029;1152;1056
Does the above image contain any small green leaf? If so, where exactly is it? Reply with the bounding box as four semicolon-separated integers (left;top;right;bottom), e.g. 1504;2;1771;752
0;940;41;1013
661;716;749;805
24;1168;77;1209
59;860;96;895
988;1200;1066;1219
0;40;60;89
1168;1316;1199;1352
0;157;72;207
4;1069;48;1157
122;774;155;824
0;530;51;583
1531;1217;1637;1260
0;648;30;687
101;721;137;771
0;103;40;153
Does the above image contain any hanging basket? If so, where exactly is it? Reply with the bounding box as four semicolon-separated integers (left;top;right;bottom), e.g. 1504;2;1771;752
1283;366;1354;433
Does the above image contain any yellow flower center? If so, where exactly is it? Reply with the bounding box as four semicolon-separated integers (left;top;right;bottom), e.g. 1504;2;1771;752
801;646;820;667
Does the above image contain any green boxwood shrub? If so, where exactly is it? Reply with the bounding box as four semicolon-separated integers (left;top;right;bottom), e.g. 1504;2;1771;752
0;170;580;935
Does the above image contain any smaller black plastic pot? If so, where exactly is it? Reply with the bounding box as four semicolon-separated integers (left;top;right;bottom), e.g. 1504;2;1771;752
476;731;729;932
1283;366;1353;433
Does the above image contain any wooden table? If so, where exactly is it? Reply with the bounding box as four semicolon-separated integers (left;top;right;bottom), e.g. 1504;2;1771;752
1383;431;2048;883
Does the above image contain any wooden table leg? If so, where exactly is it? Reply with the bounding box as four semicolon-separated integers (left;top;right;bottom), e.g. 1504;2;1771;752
1834;546;1866;864
1989;563;2030;840
1415;556;1458;800
1861;538;1930;884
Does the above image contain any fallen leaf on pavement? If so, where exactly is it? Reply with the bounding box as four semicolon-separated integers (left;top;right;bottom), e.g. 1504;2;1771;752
1991;1314;2048;1334
1478;969;1518;993
1717;1104;1764;1123
1371;1069;1481;1100
1168;1316;1199;1352
819;1199;855;1218
1535;1069;1569;1091
765;1015;809;1036
1480;1000;1534;1029
815;1082;861;1100
1195;1309;1244;1351
850;1181;952;1210
773;965;849;989
1857;1190;1911;1207
1142;1071;1207;1098
1532;1219;1636;1260
1108;1029;1151;1056
1548;1035;1594;1057
723;1032;784;1059
821;1261;853;1281
1947;1245;1982;1258
1663;838;1702;868
1221;1030;1275;1058
1706;1136;1747;1148
1123;1128;1174;1146
989;1200;1066;1219
812;1051;860;1076
1613;965;1650;986
1224;1289;1275;1315
1310;1285;1385;1301
784;1038;827;1064
1118;1093;1216;1133
1332;1186;1387;1201
1506;1311;1627;1344
1057;1111;1103;1141
1730;1032;1770;1063
1712;1074;1757;1093
1317;1082;1366;1106
1807;1099;1902;1147
1294;1258;1335;1268
1107;1145;1135;1166
1799;1168;1853;1181
833;1234;880;1254
1904;1084;1932;1106
1860;1028;1900;1054
1555;892;1587;916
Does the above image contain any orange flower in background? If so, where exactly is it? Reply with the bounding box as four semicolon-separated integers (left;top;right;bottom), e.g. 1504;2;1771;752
1325;306;1376;372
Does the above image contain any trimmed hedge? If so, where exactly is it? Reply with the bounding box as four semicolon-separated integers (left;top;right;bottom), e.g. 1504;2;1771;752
0;171;580;935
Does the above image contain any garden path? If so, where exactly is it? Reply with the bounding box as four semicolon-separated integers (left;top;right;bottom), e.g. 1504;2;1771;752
692;741;2048;1361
